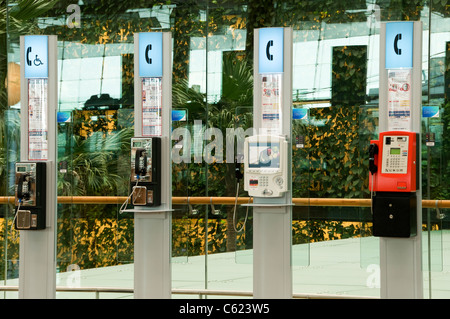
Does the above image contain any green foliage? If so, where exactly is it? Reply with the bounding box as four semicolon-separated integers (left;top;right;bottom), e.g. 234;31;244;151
306;45;372;199
59;111;134;198
2;0;449;278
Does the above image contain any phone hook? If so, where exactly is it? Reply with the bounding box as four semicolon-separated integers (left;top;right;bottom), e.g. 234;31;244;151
210;197;220;215
187;197;198;215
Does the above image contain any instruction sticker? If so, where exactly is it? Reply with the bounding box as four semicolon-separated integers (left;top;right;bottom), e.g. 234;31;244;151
28;79;48;160
387;69;412;131
261;74;282;135
142;77;162;136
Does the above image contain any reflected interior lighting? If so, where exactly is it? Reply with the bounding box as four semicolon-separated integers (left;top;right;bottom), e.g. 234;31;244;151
294;101;331;109
6;62;21;106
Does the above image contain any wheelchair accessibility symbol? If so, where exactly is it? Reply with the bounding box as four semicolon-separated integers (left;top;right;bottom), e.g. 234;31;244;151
33;55;43;66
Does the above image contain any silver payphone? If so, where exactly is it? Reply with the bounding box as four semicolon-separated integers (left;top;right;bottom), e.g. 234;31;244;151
129;137;161;207
244;135;288;197
14;162;47;230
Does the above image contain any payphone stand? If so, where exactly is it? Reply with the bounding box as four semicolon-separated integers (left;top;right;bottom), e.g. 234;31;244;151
18;35;57;298
128;32;172;299
243;28;293;299
375;22;423;298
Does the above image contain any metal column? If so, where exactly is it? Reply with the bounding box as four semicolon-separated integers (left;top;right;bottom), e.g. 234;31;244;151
133;32;172;299
378;21;423;299
251;27;293;299
19;35;57;298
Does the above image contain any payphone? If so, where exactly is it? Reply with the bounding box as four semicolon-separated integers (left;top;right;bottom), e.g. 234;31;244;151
129;137;161;207
14;162;46;230
369;131;419;237
243;135;288;197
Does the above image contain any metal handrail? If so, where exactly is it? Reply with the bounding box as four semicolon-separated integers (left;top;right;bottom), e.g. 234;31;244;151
0;285;377;299
0;196;449;208
0;196;389;300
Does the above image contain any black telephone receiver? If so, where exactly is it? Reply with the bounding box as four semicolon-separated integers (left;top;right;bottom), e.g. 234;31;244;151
135;148;148;177
17;174;31;201
369;143;378;175
235;154;243;181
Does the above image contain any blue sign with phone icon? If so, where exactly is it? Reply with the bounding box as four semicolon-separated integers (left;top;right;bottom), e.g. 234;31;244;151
139;32;163;77
24;35;48;78
385;22;414;69
259;28;284;74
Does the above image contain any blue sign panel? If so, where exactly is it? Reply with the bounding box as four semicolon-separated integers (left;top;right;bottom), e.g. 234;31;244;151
259;28;284;74
385;22;414;69
293;108;308;120
172;110;187;122
24;35;48;78
422;106;439;118
139;32;163;77
57;112;71;123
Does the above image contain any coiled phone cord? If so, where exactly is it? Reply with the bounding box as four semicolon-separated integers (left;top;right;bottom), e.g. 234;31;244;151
233;181;250;233
11;199;21;239
370;173;374;215
119;176;139;214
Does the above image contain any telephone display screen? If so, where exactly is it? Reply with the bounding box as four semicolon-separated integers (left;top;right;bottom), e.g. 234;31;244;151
248;142;281;168
390;148;401;155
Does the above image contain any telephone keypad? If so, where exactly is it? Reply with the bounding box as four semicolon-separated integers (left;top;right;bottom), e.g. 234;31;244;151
381;135;409;174
259;176;268;187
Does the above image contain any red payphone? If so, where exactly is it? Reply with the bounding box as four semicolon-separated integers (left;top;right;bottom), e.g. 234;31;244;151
369;131;419;192
369;131;419;238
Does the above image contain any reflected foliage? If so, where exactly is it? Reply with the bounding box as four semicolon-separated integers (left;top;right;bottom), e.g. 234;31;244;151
1;0;450;278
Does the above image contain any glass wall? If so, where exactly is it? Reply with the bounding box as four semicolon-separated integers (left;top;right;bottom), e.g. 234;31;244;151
1;0;450;299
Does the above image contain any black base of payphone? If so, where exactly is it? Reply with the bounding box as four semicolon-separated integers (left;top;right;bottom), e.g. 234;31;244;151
131;182;161;207
372;191;417;238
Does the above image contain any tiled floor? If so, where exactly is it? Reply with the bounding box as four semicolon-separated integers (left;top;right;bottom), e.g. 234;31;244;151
3;230;450;299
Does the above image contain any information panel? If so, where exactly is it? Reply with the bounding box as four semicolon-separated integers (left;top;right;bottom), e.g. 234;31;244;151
261;74;282;135
142;77;162;136
387;69;412;131
28;79;48;160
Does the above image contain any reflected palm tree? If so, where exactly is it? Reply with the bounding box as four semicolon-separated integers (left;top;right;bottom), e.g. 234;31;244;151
172;52;254;252
58;125;133;197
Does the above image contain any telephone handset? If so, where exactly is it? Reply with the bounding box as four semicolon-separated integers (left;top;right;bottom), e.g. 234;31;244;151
368;143;378;175
235;154;243;181
17;173;31;202
14;162;46;230
232;154;248;233
135;148;148;177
